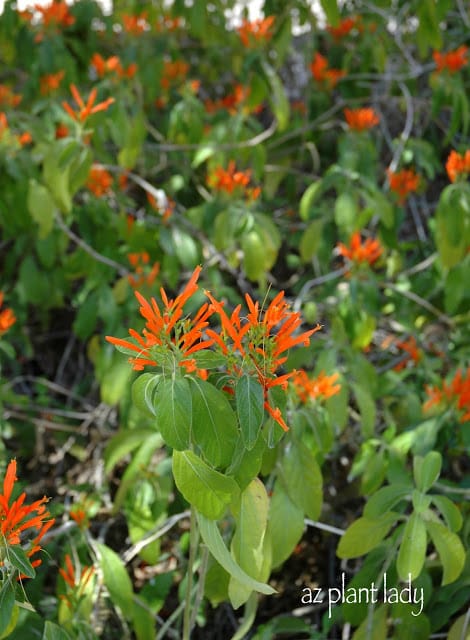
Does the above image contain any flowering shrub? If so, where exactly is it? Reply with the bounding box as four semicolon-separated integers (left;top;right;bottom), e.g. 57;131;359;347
0;1;469;639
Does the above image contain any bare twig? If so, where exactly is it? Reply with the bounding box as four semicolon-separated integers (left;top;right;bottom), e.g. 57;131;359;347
55;213;129;277
122;511;190;564
305;518;345;537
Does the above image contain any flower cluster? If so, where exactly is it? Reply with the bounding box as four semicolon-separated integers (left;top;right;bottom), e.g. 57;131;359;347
106;266;213;374
0;84;22;107
424;368;470;423
237;16;275;48
106;266;320;431
446;149;470;183
291;370;341;403
59;553;95;608
91;54;138;80
122;11;149;35
337;231;383;267
0;113;32;147
326;16;359;40
160;60;189;90
387;168;420;203
40;70;65;95
86;165;113;197
207;161;261;200
0;292;16;336
393;336;422;371
433;46;468;74
127;252;160;288
0;460;54;573
310;53;345;89
344;107;380;131
204;84;262;116
62;84;115;123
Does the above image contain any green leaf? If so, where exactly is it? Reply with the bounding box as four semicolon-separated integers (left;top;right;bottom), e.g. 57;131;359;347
281;441;322;520
27;179;56;239
413;451;441;493
426;521;465;585
352;384;376;438
113;433;163;512
132;598;157;640
260;60;290;131
242;230;266;281
236;375;264;450
0;603;18;640
171;227;199;269
42;621;72;640
431;495;463;532
0;582;15;636
364;485;411;518
197;512;276;596
104;428;160;474
299;180;323;221
131;373;161;418
267;483;305;569
352;604;388;640
192;351;227;369
397;513;427;580
229;478;270;608
334;192;357;234
320;0;340;26
96;543;134;617
337;512;399;558
172;450;239;519
155;377;192;450
7;545;35;578
189;378;238;468
299;219;323;263
448;614;470;640
416;0;442;57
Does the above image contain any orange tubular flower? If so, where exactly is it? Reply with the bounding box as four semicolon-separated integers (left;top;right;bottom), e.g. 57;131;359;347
62;84;115;123
40;70;65;95
160;60;189;90
237;16;275;47
106;266;215;373
337;231;383;267
327;16;357;40
424;367;470;423
59;553;95;607
207;161;260;200
433;46;468;74
344;107;380;131
0;292;16;336
86;165;113;197
292;370;341;403
127;252;160;288
446;149;470;183
0;460;55;572
310;52;345;89
387;168;420;203
35;1;75;28
393;336;422;371
122;11;149;34
0;85;22;107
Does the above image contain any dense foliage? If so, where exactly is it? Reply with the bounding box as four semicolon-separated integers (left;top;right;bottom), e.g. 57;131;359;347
0;0;469;638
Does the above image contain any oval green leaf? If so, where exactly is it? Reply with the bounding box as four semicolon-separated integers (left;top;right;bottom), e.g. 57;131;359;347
236;375;264;450
189;378;238;468
173;450;239;520
397;513;427;581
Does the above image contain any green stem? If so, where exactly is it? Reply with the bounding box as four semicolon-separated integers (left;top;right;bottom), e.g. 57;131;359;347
189;545;209;631
182;506;199;640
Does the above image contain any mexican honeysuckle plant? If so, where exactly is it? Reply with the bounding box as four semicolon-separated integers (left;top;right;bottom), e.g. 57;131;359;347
106;264;323;636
